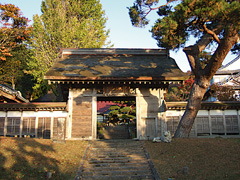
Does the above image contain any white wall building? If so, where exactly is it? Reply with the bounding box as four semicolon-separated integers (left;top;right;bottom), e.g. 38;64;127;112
207;55;240;101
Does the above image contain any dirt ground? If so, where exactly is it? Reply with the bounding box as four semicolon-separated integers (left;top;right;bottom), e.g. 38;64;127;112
0;137;88;180
145;138;240;180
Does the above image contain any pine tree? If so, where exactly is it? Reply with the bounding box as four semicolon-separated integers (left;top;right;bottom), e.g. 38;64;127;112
29;0;110;98
129;0;240;137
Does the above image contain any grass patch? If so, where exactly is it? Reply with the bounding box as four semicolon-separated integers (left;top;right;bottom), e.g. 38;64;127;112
0;137;88;180
145;138;240;180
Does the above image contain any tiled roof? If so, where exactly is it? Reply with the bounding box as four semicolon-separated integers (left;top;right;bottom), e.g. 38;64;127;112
166;101;240;110
45;48;186;82
217;54;240;73
0;84;29;103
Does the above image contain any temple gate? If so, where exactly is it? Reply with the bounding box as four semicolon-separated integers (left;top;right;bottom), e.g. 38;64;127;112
44;48;185;140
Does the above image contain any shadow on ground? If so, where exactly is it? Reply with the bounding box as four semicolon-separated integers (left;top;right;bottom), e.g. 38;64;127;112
0;137;87;180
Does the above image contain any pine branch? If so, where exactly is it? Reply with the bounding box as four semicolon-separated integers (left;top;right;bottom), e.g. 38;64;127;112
203;24;220;44
150;0;178;11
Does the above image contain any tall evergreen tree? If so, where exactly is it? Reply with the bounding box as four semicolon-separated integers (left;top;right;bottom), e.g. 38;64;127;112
129;0;240;137
29;0;110;98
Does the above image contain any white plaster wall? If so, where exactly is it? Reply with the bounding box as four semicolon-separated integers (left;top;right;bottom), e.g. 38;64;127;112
179;110;185;116
210;110;224;116
35;111;67;117
224;110;238;116
166;109;238;117
166;110;180;116
22;111;38;117
212;75;228;83
0;111;6;117
0;111;68;117
71;88;93;97
197;110;209;116
7;111;21;117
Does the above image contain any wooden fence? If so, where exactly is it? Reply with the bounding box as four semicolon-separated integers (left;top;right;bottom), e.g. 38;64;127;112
0;103;67;139
1;101;240;139
165;102;240;137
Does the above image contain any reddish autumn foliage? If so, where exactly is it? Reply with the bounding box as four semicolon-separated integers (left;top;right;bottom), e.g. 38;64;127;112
209;84;238;101
165;75;195;101
0;3;32;60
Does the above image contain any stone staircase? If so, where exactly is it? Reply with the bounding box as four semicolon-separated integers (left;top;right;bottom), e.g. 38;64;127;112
103;125;129;139
76;140;159;180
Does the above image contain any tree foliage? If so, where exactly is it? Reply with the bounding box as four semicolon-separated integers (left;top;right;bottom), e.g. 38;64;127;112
209;84;239;101
28;0;111;99
0;3;34;96
0;3;32;61
108;104;136;124
165;75;195;101
0;45;34;92
129;0;240;137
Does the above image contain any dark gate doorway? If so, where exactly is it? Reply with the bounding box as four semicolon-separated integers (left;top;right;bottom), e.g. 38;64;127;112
97;96;136;139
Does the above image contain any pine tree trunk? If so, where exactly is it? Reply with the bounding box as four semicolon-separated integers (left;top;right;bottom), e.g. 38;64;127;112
174;78;209;138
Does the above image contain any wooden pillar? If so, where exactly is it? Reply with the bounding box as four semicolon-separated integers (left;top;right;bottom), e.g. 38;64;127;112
92;89;97;140
237;110;240;135
194;116;198;137
159;88;166;137
19;110;23;138
66;89;73;139
208;110;212;136
4;111;8;137
223;110;227;136
35;111;39;138
50;112;54;139
136;88;142;140
154;117;158;137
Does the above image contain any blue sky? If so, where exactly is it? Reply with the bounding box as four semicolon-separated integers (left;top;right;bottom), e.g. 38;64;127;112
1;0;237;72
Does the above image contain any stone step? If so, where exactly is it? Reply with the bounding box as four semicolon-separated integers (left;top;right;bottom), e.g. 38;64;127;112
89;156;146;161
82;170;152;176
92;139;141;144
81;175;154;180
91;145;143;149
91;141;142;147
83;162;150;168
89;153;145;159
89;154;146;159
91;148;142;152
77;140;157;180
91;143;143;148
87;159;148;164
82;165;150;172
